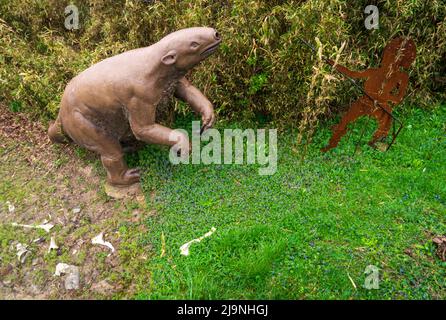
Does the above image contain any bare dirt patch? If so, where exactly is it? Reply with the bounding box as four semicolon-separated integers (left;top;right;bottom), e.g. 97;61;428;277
0;105;153;299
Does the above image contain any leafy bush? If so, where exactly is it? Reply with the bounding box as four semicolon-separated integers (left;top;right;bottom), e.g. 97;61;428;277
0;0;444;125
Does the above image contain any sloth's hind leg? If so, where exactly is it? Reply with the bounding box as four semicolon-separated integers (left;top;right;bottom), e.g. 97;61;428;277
63;111;140;187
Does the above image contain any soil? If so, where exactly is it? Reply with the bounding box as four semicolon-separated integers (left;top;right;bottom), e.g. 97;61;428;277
0;105;152;299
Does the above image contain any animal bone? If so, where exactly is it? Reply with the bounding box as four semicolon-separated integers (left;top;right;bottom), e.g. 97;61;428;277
180;227;216;256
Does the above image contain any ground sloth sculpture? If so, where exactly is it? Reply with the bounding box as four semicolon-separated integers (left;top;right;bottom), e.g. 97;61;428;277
48;27;221;187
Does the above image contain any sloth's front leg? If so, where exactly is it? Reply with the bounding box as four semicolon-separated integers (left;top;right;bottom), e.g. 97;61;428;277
175;77;216;132
127;98;190;155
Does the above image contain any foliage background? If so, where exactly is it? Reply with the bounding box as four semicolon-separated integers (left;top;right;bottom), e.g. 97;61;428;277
0;0;445;125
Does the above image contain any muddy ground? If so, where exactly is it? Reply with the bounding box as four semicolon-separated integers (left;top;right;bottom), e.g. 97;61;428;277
0;105;154;299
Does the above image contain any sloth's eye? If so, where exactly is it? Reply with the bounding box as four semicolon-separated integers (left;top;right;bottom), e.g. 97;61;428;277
191;42;200;49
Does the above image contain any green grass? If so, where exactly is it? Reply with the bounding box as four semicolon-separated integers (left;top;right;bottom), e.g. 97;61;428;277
128;106;446;300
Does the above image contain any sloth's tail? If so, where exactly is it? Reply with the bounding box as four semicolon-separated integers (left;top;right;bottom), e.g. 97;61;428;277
48;115;69;144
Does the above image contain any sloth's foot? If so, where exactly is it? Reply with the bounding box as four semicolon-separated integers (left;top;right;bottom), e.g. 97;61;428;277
121;168;141;185
108;168;141;187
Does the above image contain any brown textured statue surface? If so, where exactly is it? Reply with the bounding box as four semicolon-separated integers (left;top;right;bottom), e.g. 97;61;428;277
321;37;416;152
48;27;221;189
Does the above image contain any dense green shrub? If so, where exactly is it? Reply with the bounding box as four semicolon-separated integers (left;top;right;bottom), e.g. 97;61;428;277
0;0;445;125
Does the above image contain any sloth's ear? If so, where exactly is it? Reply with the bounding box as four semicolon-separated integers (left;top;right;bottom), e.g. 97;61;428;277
161;50;177;65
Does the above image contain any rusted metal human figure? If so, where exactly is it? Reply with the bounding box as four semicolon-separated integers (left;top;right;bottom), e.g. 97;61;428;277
48;27;221;188
321;37;416;152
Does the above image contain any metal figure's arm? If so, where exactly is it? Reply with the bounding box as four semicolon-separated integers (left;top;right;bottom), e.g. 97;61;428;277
327;59;374;79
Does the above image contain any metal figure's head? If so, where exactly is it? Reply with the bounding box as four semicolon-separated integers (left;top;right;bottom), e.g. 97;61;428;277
381;37;416;69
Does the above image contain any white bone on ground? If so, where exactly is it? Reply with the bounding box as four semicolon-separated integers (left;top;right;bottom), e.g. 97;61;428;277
180;227;216;256
48;237;59;253
54;263;80;290
6;201;15;213
11;222;54;233
91;232;115;254
16;243;29;263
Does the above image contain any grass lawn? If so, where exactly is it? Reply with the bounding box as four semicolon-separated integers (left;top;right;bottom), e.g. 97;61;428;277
124;105;446;299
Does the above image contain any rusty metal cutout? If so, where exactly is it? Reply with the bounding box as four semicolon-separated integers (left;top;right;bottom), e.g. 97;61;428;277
320;37;417;152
